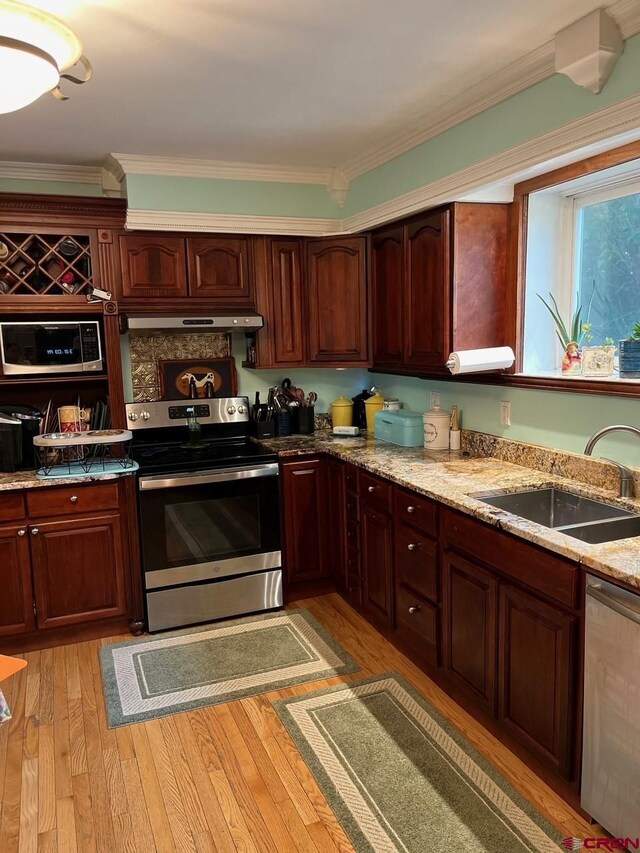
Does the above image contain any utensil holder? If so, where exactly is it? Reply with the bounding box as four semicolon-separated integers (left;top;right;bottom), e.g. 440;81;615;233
275;412;292;437
298;406;315;434
249;420;275;439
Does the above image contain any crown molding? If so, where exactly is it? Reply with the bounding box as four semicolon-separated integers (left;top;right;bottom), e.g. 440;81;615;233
111;153;334;186
125;208;342;237
340;0;640;181
0;161;103;185
342;92;640;232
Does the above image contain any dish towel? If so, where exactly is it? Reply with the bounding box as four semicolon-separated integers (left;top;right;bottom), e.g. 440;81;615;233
0;688;11;725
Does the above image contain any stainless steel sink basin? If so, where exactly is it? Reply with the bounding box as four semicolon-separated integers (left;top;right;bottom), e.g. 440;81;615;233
476;487;640;543
477;488;636;528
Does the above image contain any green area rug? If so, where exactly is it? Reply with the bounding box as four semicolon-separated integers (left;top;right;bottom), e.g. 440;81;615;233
100;609;359;728
275;673;565;853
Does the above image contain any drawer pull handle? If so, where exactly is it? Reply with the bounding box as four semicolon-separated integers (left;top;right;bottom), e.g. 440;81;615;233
407;505;416;513
408;605;421;614
31;527;39;536
368;486;376;493
70;495;78;503
17;528;26;537
407;543;418;551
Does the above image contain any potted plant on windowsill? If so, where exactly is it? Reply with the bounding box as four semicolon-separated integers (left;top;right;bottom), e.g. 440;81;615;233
619;324;640;378
536;292;588;375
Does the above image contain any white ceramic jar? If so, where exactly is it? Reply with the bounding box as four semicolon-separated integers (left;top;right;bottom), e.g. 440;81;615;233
423;405;451;450
383;398;401;411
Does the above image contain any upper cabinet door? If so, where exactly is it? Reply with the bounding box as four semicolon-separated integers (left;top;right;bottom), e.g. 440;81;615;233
404;211;450;370
306;237;368;364
187;237;253;304
119;235;188;298
371;226;404;368
269;239;305;364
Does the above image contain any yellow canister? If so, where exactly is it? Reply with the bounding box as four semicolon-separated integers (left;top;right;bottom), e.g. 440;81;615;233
330;395;354;427
364;390;384;433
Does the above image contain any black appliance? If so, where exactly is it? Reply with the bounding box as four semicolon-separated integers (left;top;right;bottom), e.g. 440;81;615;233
0;405;43;470
0;320;103;376
126;397;282;632
0;413;22;472
352;389;372;430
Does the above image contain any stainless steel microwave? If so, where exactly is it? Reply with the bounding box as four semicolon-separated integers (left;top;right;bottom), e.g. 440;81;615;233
0;321;103;376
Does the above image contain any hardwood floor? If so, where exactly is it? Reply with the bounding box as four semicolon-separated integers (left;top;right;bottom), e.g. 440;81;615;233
0;593;602;852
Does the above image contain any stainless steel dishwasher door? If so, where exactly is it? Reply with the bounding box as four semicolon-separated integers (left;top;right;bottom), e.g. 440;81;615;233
581;574;640;836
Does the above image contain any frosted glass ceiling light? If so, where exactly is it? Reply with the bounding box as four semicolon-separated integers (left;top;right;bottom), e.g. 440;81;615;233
0;0;91;114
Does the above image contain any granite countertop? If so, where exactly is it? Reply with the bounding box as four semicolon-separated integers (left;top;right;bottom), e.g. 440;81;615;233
260;431;640;590
0;469;135;491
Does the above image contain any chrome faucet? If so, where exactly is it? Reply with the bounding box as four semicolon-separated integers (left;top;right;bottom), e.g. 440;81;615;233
584;425;640;498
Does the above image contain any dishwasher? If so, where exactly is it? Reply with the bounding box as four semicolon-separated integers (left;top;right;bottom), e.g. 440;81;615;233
582;574;640;836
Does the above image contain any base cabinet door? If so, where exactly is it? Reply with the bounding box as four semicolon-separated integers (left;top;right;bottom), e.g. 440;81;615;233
0;524;35;636
326;459;346;587
30;514;127;629
361;505;393;627
498;584;577;779
442;552;497;714
281;459;327;583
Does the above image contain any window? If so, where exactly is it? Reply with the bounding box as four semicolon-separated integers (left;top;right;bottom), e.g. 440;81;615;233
522;158;640;383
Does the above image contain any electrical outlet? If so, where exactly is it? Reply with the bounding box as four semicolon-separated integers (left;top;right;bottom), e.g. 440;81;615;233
430;391;441;409
500;401;511;427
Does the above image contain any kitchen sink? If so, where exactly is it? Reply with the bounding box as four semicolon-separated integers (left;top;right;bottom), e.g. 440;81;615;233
476;487;640;543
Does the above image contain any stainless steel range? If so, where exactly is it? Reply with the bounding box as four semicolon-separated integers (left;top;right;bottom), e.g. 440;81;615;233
126;398;282;632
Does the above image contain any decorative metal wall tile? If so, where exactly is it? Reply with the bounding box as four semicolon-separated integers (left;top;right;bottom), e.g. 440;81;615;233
132;386;160;403
131;361;158;389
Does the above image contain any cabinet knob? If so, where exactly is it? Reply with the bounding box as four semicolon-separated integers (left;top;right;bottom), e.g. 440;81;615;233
69;495;78;503
407;543;418;551
17;528;26;537
31;527;39;535
407;505;416;513
368;486;376;493
408;605;420;614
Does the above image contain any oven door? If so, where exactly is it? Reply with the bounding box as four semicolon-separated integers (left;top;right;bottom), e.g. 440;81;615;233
138;462;280;591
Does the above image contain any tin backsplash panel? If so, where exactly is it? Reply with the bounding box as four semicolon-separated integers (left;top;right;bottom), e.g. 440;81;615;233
129;332;231;402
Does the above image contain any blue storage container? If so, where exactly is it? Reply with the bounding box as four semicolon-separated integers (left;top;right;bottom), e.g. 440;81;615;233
374;410;424;447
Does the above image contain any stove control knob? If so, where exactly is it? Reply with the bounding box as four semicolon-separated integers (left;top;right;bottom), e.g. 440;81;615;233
140;411;151;421
128;412;139;422
227;405;237;415
237;405;247;414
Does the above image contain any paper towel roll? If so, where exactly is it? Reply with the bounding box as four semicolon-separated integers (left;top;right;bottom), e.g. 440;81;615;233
446;346;515;375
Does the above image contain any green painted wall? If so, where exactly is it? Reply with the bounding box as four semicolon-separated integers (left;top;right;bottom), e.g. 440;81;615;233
370;372;640;467
0;179;105;196
124;174;342;219
343;33;640;216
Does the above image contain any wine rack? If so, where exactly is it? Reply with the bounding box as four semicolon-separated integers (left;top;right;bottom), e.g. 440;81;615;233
0;232;93;297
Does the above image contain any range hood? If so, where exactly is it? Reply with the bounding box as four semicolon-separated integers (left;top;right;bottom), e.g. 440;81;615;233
125;314;264;333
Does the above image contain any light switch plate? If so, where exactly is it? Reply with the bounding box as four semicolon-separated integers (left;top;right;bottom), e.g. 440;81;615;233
500;401;511;427
430;391;441;409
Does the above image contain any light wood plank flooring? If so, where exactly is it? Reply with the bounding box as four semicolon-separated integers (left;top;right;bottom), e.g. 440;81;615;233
1;593;602;851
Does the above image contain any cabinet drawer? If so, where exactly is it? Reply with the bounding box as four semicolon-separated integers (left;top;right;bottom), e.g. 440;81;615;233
395;586;438;665
394;488;437;538
395;522;438;602
0;492;26;523
443;510;579;609
346;518;360;549
360;471;392;514
27;482;120;519
344;465;359;495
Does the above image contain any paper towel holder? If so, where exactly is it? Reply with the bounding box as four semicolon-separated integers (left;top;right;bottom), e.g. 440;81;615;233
445;346;516;375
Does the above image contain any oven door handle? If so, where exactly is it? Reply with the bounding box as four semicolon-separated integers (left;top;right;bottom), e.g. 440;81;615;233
138;462;279;490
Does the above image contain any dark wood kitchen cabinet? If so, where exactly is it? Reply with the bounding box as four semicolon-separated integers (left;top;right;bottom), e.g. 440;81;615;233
119;234;188;298
0;524;35;636
30;513;127;630
187;236;253;304
306;237;368;364
360;472;393;627
325;457;346;587
281;458;328;584
499;583;577;778
442;551;498;715
371;203;509;374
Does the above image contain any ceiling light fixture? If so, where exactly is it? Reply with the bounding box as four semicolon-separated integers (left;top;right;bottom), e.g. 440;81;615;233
0;0;91;115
